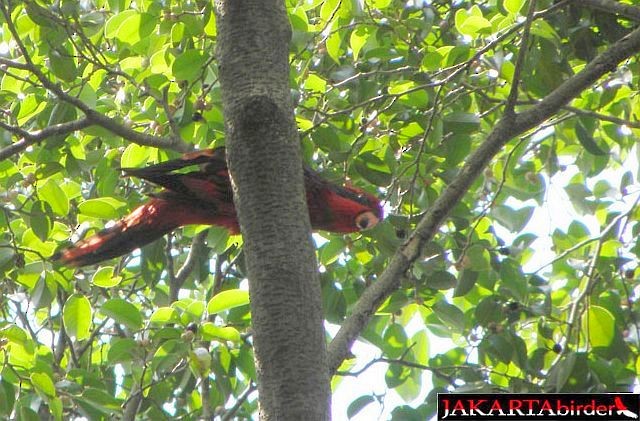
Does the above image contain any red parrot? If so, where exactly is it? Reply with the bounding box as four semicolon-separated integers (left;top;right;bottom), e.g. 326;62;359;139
54;148;383;266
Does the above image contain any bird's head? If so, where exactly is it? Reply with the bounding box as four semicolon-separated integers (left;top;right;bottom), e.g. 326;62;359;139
318;184;384;233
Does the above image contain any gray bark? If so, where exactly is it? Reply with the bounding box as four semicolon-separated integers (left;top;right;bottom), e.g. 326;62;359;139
214;1;330;420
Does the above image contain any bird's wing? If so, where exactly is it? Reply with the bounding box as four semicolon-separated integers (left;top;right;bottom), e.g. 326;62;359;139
122;148;233;205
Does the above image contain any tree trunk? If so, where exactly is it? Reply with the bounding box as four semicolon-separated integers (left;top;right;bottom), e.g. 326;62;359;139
214;1;330;420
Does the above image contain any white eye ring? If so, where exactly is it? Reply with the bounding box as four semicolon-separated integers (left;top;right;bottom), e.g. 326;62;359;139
355;211;379;230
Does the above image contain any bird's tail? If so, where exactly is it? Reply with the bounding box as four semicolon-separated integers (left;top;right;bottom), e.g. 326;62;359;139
53;198;180;267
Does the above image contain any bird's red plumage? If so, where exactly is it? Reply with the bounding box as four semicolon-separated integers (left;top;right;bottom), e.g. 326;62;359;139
55;148;383;266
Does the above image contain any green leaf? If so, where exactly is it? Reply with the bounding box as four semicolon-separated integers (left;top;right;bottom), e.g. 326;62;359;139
530;19;561;41
49;48;77;82
500;258;527;301
385;363;410;389
38;179;69;216
200;322;241;342
370;0;392;8
425;270;456;290
319;238;346;265
347;395;375;419
101;298;143;331
326;32;342;64
382;324;408;359
91;266;122;288
486;333;514;363
492;205;534;232
0;248;13;273
120;144;151;169
475;297;503;326
78;197;126;219
453;269;478;297
150;47;171;74
149;307;180;325
79;387;122;412
207;289;250;314
30;372;56;398
585;305;615;348
63;294;92;341
30;200;53;242
105;10;135;38
394;367;421;401
171;22;186;44
354;159;392;186
304;74;327;93
0;380;15;416
553;351;577;390
443;112;480;135
503;0;524;14
17;94;46;125
320;0;340;22
466;244;491;271
25;3;55;27
575;122;607;156
183;300;206;322
108;338;139;363
350;26;372;61
173;50;207;82
115;12;156;45
455;10;491;36
204;12;216;37
410;330;429;366
0;324;29;345
433;301;465;332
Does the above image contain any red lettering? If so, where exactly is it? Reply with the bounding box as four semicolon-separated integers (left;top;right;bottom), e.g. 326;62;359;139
440;399;451;419
540;400;553;411
468;399;486;411
522;399;539;411
452;400;466;412
509;399;525;415
490;400;504;412
557;400;570;416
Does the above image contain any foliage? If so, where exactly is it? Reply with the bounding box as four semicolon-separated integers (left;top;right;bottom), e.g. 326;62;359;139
0;0;639;419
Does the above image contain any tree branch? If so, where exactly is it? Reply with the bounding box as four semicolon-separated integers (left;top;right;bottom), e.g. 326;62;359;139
170;231;208;302
580;0;640;21
0;118;92;161
563;105;640;129
327;22;640;374
504;0;537;116
221;383;257;421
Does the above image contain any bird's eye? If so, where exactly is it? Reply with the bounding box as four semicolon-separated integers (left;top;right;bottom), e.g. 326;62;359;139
355;211;379;231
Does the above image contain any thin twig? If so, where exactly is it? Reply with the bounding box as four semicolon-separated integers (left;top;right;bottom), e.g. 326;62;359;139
221;383;257;421
170;231;208;302
505;0;537;116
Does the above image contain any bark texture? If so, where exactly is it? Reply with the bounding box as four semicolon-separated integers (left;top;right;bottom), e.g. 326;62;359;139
214;1;330;420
